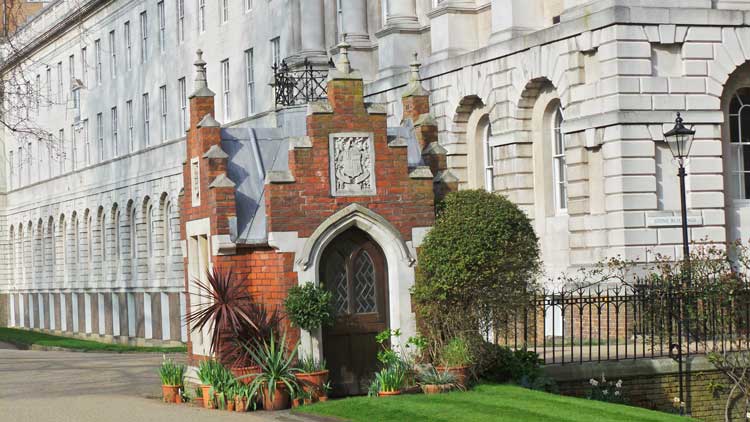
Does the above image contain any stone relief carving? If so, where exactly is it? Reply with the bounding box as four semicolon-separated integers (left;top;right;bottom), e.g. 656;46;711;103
329;132;376;196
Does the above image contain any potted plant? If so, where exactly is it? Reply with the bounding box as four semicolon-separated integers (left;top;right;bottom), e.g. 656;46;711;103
243;332;299;411
187;268;256;365
210;364;236;411
227;305;283;383
284;282;334;333
417;366;459;394
295;354;329;402
158;357;186;403
233;383;254;412
196;359;221;409
372;363;407;397
319;381;331;402
436;337;473;387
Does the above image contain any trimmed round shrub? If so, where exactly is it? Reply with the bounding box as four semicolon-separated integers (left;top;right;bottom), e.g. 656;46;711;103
412;190;540;357
284;282;334;332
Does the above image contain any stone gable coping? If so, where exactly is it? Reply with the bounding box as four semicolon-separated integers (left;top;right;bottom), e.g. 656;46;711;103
289;136;313;149
197;114;220;128
307;100;333;115
365;103;387;115
387;136;409;148
434;170;459;184
414;113;437;127
208;174;235;189
266;170;296;184
422;142;448;155
409;166;434;180
202;145;229;159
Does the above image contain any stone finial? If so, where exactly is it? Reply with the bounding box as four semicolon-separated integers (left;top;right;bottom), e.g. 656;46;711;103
409;52;421;83
402;52;428;98
336;38;352;74
190;49;215;98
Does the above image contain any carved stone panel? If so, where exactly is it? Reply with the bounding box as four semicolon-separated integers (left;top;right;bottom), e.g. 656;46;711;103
329;132;376;196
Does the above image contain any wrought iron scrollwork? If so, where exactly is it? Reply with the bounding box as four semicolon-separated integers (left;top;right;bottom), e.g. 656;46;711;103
272;59;328;107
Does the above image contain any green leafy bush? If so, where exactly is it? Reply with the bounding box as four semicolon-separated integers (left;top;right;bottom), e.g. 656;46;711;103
284;282;334;332
412;190;540;360
439;337;472;367
476;343;554;392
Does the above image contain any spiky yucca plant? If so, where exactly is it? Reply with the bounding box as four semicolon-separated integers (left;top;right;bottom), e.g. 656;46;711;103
187;268;257;362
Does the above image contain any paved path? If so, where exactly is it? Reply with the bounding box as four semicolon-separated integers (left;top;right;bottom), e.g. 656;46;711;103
0;347;318;422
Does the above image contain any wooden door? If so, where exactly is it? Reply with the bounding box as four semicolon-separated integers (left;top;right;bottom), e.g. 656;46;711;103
321;229;388;396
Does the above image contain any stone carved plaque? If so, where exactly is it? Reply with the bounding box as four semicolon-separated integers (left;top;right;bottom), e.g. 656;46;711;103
329;132;376;196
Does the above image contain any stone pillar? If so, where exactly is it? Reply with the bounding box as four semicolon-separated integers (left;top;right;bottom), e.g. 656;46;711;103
341;0;370;46
376;0;421;77
428;1;480;59
387;0;418;28
300;0;325;57
490;0;544;43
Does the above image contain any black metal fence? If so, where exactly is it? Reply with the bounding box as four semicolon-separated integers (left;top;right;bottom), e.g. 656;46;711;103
272;60;327;107
497;283;750;365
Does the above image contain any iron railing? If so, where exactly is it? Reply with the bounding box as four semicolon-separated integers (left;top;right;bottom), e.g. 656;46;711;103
497;282;750;365
272;60;327;107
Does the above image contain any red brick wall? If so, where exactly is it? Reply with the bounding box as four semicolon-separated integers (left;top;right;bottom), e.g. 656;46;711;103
182;73;437;365
265;77;435;243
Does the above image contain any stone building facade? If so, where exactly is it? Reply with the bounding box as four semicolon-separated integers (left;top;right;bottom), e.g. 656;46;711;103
1;0;750;352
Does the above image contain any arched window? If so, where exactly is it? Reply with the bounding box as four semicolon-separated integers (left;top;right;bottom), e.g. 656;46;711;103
100;210;106;263
728;88;750;199
146;202;154;256
130;206;137;259
113;208;121;260
482;121;494;192
87;213;93;273
164;202;172;257
9;227;14;287
551;106;567;212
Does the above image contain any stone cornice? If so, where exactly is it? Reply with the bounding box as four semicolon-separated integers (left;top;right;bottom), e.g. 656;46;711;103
365;3;749;96
1;0;112;74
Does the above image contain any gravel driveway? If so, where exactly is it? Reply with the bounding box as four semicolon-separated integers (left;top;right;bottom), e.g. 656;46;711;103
0;345;320;422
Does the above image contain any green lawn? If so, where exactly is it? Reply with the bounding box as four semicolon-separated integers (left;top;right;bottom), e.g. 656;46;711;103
0;327;186;353
296;384;692;422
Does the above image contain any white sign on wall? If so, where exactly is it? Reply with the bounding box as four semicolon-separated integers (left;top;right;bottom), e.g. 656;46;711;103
646;215;703;227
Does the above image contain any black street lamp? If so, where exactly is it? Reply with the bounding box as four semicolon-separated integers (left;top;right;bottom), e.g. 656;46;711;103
662;112;696;416
663;112;696;266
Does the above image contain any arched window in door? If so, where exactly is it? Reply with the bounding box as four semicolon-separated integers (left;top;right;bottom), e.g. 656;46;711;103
728;88;750;199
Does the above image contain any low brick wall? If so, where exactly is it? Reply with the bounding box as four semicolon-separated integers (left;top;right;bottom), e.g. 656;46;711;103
545;357;747;421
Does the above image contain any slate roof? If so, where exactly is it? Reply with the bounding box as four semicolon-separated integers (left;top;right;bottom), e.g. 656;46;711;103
221;112;424;246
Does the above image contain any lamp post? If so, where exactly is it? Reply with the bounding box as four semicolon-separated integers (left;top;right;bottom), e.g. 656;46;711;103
662;112;696;416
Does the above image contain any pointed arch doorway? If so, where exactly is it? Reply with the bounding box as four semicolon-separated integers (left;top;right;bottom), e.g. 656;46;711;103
320;228;388;396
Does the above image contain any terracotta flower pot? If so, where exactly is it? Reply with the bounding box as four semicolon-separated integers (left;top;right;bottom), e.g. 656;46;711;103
262;382;290;411
421;384;452;395
226;400;235;412
378;390;401;397
231;365;261;385
435;366;470;387
200;385;214;409
292;398;302;408
234;397;246;412
318;395;329;402
161;385;181;403
296;370;329;400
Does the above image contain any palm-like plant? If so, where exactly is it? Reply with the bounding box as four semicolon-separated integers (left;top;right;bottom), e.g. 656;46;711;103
187;268;257;361
242;332;300;403
224;304;282;368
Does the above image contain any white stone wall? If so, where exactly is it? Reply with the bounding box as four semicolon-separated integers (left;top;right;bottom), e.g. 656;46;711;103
4;0;750;331
367;2;750;278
